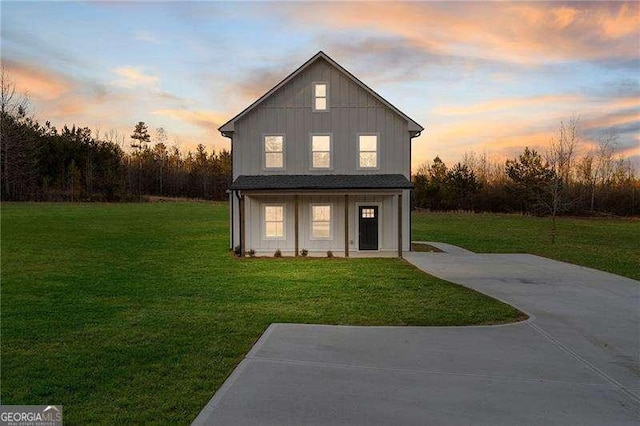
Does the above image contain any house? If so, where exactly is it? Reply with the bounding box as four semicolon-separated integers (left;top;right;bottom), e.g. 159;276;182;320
220;51;423;257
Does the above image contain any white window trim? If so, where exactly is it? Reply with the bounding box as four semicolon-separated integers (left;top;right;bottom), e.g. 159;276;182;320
312;81;329;112
263;203;286;240
356;133;380;170
310;203;333;240
262;134;286;171
309;133;333;171
355;202;382;251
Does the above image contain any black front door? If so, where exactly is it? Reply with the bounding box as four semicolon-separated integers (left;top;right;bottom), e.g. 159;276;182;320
358;206;379;250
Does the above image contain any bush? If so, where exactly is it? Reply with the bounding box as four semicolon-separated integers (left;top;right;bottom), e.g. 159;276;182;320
274;249;282;258
300;249;308;257
327;250;334;258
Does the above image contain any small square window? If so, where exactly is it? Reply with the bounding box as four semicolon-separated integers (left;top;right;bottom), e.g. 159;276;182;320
361;208;375;218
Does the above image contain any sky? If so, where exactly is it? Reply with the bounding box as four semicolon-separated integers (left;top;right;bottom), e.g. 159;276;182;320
1;1;639;171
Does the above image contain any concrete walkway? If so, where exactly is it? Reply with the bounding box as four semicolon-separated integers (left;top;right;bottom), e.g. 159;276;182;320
193;245;640;425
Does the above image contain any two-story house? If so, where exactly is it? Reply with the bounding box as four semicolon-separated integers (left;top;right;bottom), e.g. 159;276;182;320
220;51;423;257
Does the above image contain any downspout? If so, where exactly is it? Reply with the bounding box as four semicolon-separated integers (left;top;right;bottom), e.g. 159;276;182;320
235;190;242;253
409;130;422;251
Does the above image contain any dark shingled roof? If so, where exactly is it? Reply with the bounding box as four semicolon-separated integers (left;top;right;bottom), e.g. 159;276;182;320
230;174;412;190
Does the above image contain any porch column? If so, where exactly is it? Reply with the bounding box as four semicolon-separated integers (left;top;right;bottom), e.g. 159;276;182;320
344;194;349;257
294;195;299;257
397;192;403;258
240;194;246;257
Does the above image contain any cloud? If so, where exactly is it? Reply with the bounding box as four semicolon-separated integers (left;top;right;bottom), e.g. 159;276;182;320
112;67;159;89
152;109;228;130
434;95;583;116
1;59;72;100
283;2;640;64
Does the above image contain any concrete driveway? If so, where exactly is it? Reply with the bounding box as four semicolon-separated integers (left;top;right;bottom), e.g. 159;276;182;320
193;244;640;425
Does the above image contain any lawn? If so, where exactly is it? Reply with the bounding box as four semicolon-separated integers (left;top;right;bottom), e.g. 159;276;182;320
1;202;522;424
413;211;640;280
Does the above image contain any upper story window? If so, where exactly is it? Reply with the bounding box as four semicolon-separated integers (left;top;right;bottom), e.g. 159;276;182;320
313;83;328;111
264;135;284;170
311;204;332;239
310;134;331;169
358;134;378;169
264;205;285;239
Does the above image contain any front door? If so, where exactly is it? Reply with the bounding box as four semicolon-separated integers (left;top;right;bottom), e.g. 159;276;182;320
358;206;379;250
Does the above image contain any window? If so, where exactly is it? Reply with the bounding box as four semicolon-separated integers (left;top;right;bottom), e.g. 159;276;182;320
264;135;284;169
311;205;331;239
358;135;378;168
264;205;285;239
313;83;327;111
361;208;375;218
311;135;331;169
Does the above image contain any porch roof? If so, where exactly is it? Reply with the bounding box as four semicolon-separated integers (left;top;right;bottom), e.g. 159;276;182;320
230;174;412;191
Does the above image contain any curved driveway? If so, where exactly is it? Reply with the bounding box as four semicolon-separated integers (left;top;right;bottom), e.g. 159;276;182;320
194;244;639;425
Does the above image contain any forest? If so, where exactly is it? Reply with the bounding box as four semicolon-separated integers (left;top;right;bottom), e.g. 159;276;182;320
1;68;638;215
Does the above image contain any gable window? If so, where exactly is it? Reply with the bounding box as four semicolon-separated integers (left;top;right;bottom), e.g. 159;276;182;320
264;135;284;169
311;135;331;169
358;134;378;168
311;205;332;239
264;205;285;239
313;83;328;111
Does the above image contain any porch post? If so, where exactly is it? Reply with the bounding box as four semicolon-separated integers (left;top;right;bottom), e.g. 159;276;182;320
344;194;349;257
240;194;246;257
398;192;403;258
294;195;299;257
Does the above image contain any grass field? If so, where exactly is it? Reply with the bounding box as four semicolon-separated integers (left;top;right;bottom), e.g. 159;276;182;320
413;211;640;280
1;203;522;424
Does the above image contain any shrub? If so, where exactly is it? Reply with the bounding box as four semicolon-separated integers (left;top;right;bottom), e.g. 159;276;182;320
274;249;282;258
300;249;308;257
327;250;334;258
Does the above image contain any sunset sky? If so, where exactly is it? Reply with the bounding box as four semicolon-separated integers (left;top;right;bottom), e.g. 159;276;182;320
2;1;638;170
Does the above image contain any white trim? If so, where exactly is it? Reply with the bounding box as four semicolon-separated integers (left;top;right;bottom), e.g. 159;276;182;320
355;202;382;251
309;203;333;240
356;133;380;170
312;81;329;112
262;203;286;240
309;133;333;171
262;134;286;172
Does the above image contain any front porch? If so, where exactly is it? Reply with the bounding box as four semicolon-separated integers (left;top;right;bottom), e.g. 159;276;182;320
232;190;408;258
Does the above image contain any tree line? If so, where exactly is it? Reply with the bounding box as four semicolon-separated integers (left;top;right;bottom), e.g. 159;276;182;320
412;117;639;217
1;68;231;202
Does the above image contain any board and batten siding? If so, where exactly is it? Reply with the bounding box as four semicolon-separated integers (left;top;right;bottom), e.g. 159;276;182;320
232;58;411;178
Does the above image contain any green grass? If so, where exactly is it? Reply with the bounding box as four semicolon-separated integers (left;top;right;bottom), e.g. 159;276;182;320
1;203;522;424
413;211;640;280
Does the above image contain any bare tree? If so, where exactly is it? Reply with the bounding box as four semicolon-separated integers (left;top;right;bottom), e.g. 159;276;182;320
543;116;581;243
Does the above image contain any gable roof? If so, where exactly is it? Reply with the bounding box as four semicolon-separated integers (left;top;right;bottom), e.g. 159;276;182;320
230;174;412;191
219;51;424;136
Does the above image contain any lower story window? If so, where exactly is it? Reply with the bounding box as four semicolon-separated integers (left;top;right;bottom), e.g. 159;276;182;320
264;205;284;238
311;204;331;239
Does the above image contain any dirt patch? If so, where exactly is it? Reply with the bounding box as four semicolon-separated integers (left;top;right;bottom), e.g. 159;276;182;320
411;242;444;252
